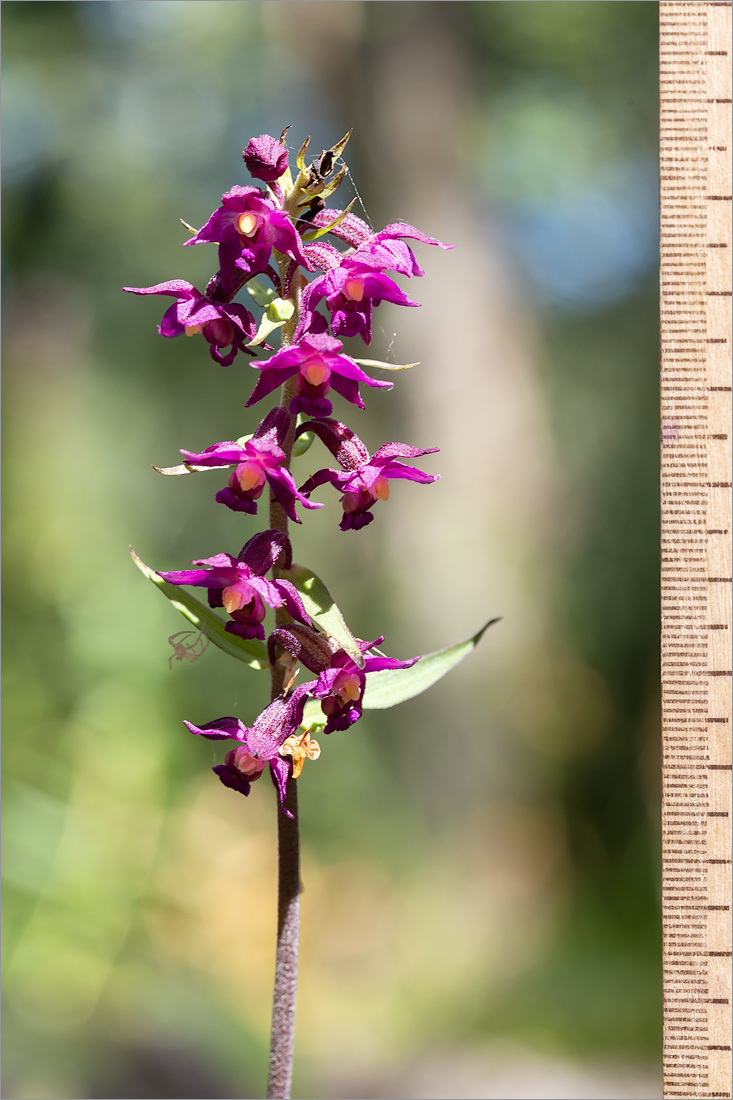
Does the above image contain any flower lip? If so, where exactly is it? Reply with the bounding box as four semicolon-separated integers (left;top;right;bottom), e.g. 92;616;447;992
122;280;256;365
244;333;392;414
180;409;320;523
188;681;319;815
229;745;266;779
183;186;311;296
301;356;330;388
156;530;303;642
296;419;439;530
222;579;254;613
334;671;362;702
236;461;267;493
372;477;390;501
204;317;234;347
343;277;365;302
341;490;366;515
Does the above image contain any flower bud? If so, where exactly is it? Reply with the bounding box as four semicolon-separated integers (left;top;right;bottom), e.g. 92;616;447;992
243;134;289;182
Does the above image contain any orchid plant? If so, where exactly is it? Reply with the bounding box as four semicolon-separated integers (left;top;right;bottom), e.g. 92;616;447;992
126;129;495;1100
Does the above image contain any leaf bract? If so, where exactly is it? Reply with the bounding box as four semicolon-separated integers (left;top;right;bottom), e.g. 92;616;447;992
362;620;500;709
282;564;364;668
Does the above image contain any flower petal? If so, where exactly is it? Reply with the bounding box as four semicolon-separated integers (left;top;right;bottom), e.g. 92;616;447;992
184;716;248;740
122;280;197;298
269;758;293;816
245;363;300;408
213;764;252;797
180;442;248;467
238;529;291;574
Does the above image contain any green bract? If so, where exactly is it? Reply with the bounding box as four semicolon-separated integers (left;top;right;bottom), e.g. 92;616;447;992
300;199;357;243
352;358;419;371
249;297;295;347
131;548;269;670
362;620;500;709
299;619;498;726
282;563;365;669
246;278;278;308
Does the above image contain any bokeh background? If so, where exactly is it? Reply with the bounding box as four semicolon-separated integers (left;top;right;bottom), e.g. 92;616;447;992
2;3;660;1098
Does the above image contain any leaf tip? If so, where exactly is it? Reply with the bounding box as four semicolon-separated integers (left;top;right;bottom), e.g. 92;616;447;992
474;617;502;645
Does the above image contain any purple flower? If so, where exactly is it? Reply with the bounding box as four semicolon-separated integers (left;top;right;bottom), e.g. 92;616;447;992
184;682;318;816
297;418;439;531
122;280;256;366
269;624;419;734
299;255;419;344
184;186;310;298
245;332;392;418
313;644;417;733
243;134;289;183
306;210;452;277
179;407;322;523
157;530;309;640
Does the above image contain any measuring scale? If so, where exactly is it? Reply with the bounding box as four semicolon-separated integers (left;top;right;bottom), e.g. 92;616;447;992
660;3;732;1098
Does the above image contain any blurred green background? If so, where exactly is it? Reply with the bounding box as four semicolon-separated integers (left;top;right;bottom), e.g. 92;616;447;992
2;3;660;1098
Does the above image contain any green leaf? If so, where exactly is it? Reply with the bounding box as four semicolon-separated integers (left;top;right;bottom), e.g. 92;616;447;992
267;298;295;323
292;430;315;458
298;620;499;728
247;299;294;347
130;548;269;670
301;697;326;728
329;127;353;161
249;315;283;347
353;358;419;371
281;563;364;668
246;279;277;308
362;620;500;710
153;462;219;476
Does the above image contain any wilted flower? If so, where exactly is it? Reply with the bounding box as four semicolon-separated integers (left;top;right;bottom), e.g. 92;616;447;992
184;681;318;815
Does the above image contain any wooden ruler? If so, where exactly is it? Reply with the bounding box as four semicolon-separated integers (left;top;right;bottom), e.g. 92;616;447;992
661;2;733;1098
